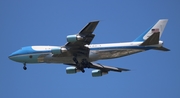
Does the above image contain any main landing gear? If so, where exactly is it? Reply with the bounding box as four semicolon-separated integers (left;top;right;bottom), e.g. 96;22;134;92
73;57;90;73
23;63;27;70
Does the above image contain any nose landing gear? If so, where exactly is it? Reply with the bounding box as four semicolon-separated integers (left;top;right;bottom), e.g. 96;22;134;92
23;63;27;70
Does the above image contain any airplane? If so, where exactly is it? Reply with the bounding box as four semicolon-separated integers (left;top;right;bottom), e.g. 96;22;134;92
8;19;169;77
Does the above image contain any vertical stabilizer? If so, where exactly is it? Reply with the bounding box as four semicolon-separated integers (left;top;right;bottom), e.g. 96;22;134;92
133;19;168;42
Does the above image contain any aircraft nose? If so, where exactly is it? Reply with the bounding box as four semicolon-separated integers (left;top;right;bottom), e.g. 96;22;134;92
8;49;23;62
8;52;18;61
8;46;35;63
8;55;15;61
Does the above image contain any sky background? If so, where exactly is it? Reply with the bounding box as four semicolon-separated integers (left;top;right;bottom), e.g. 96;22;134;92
0;0;180;98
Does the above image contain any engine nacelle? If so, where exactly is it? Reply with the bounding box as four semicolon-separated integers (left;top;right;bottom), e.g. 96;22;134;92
66;67;80;74
51;47;67;54
92;70;108;77
67;35;83;42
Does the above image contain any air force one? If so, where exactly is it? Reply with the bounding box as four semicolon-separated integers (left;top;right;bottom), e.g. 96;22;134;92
9;19;169;77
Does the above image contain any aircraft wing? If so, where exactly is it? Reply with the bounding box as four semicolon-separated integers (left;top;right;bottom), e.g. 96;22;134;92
65;21;99;57
65;63;130;72
90;63;130;72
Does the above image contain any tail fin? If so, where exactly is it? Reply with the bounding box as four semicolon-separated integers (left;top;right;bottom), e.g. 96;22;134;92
133;19;168;42
133;19;170;51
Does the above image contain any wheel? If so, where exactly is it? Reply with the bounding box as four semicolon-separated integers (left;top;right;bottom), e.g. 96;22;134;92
23;66;27;70
82;70;85;73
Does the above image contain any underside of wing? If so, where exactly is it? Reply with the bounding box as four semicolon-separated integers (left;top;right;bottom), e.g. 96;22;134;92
66;21;99;46
64;62;130;77
65;21;99;57
90;63;130;72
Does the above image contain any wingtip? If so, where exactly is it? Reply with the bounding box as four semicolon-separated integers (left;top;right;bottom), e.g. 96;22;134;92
125;69;131;71
90;20;100;23
118;68;130;71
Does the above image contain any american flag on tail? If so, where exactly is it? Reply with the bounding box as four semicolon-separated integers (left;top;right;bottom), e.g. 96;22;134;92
151;28;159;33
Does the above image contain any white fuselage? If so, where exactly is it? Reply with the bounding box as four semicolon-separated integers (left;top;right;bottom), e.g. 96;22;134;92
9;41;163;64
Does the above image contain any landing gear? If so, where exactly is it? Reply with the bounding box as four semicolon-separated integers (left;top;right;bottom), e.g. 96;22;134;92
73;57;86;73
81;59;90;68
23;63;27;70
81;69;85;73
73;57;79;64
72;57;90;73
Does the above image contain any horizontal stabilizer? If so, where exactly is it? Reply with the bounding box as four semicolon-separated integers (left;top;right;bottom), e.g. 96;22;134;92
154;46;170;51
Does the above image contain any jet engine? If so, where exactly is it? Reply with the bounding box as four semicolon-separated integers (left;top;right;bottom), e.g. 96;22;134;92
66;35;83;42
92;70;108;77
51;47;67;54
66;67;80;74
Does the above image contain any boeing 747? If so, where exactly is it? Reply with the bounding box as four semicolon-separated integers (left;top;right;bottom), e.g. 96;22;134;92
9;19;169;77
